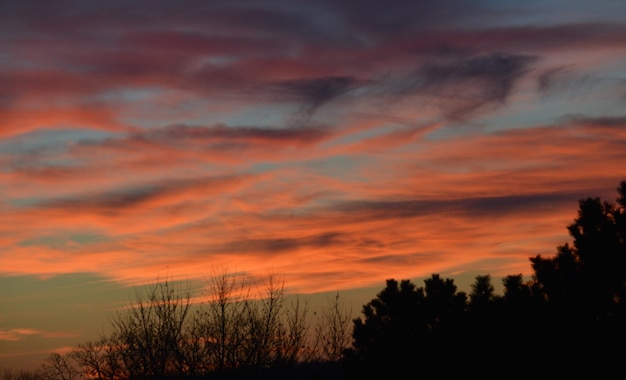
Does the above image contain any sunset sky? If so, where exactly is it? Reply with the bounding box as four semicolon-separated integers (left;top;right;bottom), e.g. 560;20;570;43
2;0;626;370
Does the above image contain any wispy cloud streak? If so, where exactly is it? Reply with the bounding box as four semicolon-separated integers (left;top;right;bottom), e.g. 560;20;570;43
1;0;625;300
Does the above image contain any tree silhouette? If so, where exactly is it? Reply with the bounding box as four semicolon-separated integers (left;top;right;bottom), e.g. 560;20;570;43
531;181;626;321
107;277;192;379
345;275;467;377
345;279;423;377
421;274;466;361
314;292;352;363
38;353;78;380
72;336;122;380
195;272;312;376
71;272;323;379
469;275;495;307
526;181;626;375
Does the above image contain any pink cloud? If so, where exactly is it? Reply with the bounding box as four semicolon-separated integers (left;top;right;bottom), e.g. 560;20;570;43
3;113;625;292
0;103;130;138
0;328;79;342
2;1;625;298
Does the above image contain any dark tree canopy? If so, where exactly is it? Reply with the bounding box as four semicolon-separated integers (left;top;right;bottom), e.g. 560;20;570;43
345;275;468;377
346;180;626;378
531;181;626;319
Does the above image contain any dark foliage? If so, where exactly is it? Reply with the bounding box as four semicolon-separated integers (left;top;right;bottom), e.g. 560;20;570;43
345;180;626;378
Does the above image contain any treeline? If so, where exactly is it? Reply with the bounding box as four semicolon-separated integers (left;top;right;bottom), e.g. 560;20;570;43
3;180;626;379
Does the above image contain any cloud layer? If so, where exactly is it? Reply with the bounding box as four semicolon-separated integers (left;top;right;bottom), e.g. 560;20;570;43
2;0;626;298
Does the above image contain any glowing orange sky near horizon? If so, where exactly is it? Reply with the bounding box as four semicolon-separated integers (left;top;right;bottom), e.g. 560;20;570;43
2;0;626;372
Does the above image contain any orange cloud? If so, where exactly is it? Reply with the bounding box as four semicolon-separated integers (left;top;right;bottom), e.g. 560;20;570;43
3;113;625;293
0;328;79;342
2;0;626;298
